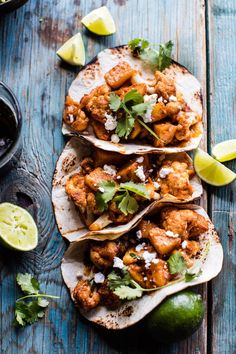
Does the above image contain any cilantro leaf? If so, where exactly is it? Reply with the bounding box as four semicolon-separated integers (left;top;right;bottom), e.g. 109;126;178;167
107;268;131;290
157;40;173;71
14;298;49;327
16;273;40;295
185;261;202;282
96;181;116;212
132;102;152;116
115;114;135;139
128;38;150;51
109;93;122;111
114;285;143;300
140;48;159;67
118;191;139;216
120;181;150;199
167;252;187;274
123;89;144;105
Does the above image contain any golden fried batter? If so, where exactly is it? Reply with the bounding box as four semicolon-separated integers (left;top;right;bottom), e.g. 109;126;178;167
90;241;121;269
161;208;209;240
85;167;114;191
175;112;200;141
73;279;101;311
83;84;111;123
65;174;88;213
63;96;89;132
155;70;176;99
153;122;177;147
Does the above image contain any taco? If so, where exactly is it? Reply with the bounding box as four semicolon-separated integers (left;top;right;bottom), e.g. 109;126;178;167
61;203;223;329
52;138;202;242
62;42;203;155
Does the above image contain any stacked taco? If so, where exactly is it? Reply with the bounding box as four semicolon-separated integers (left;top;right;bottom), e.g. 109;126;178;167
52;39;223;329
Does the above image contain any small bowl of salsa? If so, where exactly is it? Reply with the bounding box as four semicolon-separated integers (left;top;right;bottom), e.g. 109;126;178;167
0;81;22;172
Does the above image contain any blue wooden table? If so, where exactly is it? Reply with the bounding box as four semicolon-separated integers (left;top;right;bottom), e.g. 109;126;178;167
0;1;235;353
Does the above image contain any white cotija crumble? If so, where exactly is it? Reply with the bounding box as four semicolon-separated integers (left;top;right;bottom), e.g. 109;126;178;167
94;272;105;284
136;230;142;239
136;156;144;163
166;230;179;238
104;113;117;131
135;165;146;182
103;164;117;177
113;257;124;269
159;167;173;178
111;134;120;143
169;95;177;102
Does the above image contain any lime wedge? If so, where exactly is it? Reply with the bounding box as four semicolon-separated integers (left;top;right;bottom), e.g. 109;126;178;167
57;32;85;66
212;139;236;162
0;203;38;251
194;148;236;186
81;6;116;36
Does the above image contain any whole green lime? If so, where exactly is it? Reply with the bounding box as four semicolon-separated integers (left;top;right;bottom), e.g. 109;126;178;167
144;290;204;343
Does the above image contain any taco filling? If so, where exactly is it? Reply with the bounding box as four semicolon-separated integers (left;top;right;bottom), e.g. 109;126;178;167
65;149;197;231
72;207;209;312
63;40;202;148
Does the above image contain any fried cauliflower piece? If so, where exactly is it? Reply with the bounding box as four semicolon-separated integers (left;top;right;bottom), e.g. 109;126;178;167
63;96;89;132
82;84;111;123
104;61;135;89
115;83;147;99
92;120;111;141
161;208;209;240
155;71;176;100
65;174;87;213
85;167;114;191
73;279;101;311
90;240;123;269
158;161;193;200
175;112;201;141
153;122;177;147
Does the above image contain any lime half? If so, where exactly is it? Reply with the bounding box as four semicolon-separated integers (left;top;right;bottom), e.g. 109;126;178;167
81;6;116;36
212;139;236;162
194;148;236;186
57;32;85;66
0;203;38;251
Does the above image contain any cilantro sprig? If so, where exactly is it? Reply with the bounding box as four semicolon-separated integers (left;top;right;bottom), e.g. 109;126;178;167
14;273;59;327
128;38;174;71
96;180;150;215
109;89;161;140
167;251;187;274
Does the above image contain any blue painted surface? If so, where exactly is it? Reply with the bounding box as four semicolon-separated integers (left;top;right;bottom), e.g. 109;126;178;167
0;0;235;353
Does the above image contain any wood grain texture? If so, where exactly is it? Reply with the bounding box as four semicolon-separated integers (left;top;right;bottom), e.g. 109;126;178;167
0;0;232;353
206;1;236;353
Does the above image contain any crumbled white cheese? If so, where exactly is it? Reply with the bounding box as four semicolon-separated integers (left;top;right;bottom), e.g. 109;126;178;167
142;94;157;123
136;156;144;163
136;230;142;239
143;277;147;281
103;164;117;177
98;187;105;192
68;114;75;123
169;95;177;102
135;165;146;182
153;182;160;190
94;272;105;284
157;96;163;103
164;99;168;103
113;256;124;269
111;134;120;143
143;251;157;269
104;113;117;131
159;167;173;178
166;230;179;238
182;240;188;249
149;169;153;173
116;175;121;179
152;259;159;264
135;244;144;252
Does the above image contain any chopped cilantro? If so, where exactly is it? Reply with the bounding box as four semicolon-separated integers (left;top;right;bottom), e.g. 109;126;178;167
109;92;122;111
95;180;117;212
120;181;150;199
118;191;139;215
185;261;202;282
167;252;187;274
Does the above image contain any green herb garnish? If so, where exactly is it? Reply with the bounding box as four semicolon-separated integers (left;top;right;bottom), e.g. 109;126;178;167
14;273;59;327
167;251;187;274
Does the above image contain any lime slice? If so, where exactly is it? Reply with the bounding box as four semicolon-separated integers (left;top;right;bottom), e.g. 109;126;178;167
81;6;116;36
194;148;236;186
57;32;85;66
212;139;236;162
0;203;38;251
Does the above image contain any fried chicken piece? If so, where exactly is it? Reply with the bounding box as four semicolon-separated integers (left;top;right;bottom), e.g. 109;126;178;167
155;71;176;100
175;112;201;141
153;122;177;147
158;161;193;200
93;149;125;167
151;102;167;122
65;174;88;213
63;96;89;132
104;61;135;89
147;227;181;255
80;157;94;174
161;208;209;240
83;84;111;123
92;120;111;141
146;260;171;288
85;167;114;191
117;155;150;182
98;281;121;309
90;240;121;269
115;83;147;99
73;279;101;311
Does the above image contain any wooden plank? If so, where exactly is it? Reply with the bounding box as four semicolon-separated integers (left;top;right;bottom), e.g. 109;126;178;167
206;1;236;353
0;0;208;353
